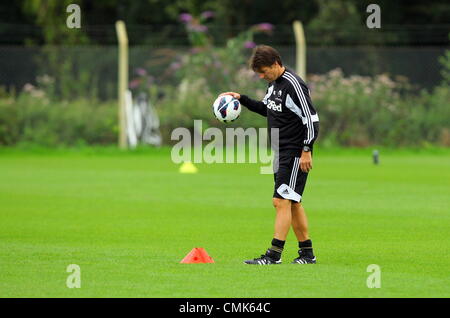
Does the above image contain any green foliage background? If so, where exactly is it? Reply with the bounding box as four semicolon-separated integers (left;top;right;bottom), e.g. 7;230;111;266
0;0;449;148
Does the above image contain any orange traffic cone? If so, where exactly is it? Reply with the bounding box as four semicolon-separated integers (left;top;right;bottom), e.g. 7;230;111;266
180;247;215;264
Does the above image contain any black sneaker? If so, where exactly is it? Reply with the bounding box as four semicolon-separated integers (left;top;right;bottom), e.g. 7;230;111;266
244;253;281;265
292;250;316;264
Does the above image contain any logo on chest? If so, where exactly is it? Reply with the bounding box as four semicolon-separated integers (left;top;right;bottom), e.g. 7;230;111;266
267;89;283;111
267;99;282;112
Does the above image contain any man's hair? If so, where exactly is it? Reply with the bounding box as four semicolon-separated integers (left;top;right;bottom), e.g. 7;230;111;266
249;45;283;72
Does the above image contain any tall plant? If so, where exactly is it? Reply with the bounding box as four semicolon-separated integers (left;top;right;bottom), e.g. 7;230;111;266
172;11;274;95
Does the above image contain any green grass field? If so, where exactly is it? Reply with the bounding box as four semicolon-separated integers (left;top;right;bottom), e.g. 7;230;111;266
0;147;449;297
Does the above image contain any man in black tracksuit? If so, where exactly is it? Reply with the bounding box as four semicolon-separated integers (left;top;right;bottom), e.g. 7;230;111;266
220;45;319;265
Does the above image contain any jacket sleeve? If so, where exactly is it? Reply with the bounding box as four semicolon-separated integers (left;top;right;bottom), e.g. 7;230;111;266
308;122;319;149
285;81;320;148
239;94;267;117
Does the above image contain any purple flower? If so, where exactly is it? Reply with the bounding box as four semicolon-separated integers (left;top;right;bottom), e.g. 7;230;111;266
200;11;215;20
197;25;208;32
189;47;203;54
23;83;35;92
135;68;147;76
244;41;256;49
179;13;193;23
170;62;182;71
187;24;208;33
129;78;141;89
254;23;274;33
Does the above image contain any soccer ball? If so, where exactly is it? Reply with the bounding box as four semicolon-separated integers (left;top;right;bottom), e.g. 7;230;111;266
212;95;241;123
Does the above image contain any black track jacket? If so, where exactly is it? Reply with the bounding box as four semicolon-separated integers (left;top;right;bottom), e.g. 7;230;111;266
240;68;319;156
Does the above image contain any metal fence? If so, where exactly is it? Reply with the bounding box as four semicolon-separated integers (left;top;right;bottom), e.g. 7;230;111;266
0;44;446;100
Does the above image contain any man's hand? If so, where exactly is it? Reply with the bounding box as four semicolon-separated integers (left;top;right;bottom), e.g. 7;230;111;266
300;151;312;173
219;92;241;99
